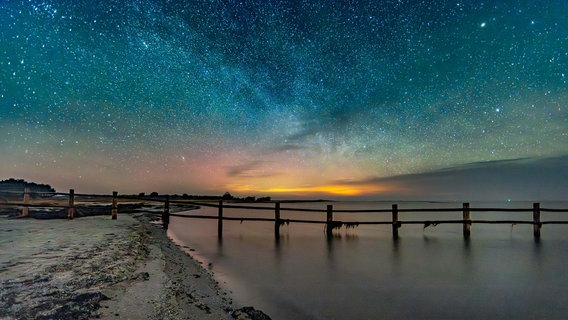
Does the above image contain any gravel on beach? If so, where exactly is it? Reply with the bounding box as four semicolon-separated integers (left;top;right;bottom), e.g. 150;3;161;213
0;213;270;319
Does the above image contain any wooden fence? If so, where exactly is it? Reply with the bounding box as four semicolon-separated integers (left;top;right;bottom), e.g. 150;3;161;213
170;199;568;242
0;189;121;220
2;189;568;242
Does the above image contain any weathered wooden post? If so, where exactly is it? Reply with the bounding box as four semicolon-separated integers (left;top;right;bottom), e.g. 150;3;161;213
392;204;399;240
162;195;170;230
325;204;334;236
274;202;281;239
111;191;118;220
22;187;30;217
463;202;471;240
218;200;223;238
533;202;541;240
67;189;75;220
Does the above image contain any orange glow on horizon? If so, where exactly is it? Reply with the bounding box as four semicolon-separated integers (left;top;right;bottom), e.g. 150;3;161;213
231;183;394;197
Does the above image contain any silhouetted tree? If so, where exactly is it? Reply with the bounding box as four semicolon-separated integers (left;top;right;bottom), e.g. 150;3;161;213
0;178;56;195
222;192;234;200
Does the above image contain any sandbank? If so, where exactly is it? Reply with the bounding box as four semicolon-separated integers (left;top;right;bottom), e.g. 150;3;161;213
0;213;269;319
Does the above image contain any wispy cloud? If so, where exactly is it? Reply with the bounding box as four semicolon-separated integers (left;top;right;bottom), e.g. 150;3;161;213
285;124;322;142
340;156;568;201
270;144;305;152
225;160;280;179
226;160;263;178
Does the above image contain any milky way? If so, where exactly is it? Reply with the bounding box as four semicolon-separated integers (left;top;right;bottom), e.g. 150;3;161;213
1;0;567;199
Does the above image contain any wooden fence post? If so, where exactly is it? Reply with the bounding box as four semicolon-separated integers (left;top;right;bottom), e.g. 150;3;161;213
392;204;399;240
162;195;170;230
463;202;471;240
111;191;118;220
22;187;30;217
218;200;223;238
533;202;541;240
67;189;75;220
326;204;334;236
274;202;281;239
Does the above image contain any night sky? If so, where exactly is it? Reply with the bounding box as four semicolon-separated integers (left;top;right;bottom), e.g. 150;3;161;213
1;0;567;200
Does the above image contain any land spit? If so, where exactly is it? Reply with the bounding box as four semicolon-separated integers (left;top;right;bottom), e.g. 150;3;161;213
0;212;270;319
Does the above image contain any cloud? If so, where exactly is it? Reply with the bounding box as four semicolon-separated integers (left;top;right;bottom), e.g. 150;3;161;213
226;160;263;178
285;124;322;142
347;156;568;201
225;160;280;179
266;144;305;153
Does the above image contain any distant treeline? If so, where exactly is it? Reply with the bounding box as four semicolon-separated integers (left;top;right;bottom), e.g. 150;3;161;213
0;178;56;194
0;178;271;202
129;191;272;202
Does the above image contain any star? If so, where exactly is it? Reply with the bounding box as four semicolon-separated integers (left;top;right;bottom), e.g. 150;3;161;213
0;0;565;199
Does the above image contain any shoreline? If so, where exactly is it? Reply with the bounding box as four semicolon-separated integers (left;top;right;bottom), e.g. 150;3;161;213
99;213;235;319
0;213;270;319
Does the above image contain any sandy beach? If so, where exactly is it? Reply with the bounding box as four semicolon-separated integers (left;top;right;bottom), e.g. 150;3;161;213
0;212;270;319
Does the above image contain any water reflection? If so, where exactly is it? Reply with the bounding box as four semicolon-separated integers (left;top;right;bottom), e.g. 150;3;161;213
168;202;568;320
274;233;280;249
325;232;334;262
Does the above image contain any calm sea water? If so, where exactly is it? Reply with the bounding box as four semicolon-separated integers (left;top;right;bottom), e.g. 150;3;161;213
168;201;568;320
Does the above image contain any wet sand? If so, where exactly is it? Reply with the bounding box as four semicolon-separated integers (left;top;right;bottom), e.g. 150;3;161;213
0;213;268;319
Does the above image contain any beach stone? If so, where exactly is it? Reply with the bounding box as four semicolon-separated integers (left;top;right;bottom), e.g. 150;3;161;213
133;271;150;280
38;291;110;320
232;306;272;320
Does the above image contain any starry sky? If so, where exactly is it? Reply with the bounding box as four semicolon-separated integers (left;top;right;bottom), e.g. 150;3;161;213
1;0;567;200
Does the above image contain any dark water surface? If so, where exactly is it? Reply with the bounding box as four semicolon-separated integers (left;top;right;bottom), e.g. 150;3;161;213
169;201;568;319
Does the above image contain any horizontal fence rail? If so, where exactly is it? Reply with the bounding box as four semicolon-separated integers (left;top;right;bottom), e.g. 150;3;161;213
166;199;568;242
2;188;568;241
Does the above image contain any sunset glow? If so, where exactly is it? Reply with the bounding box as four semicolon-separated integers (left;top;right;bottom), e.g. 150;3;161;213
258;184;393;197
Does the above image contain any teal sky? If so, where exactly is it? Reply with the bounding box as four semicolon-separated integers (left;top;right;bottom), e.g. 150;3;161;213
1;0;567;200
